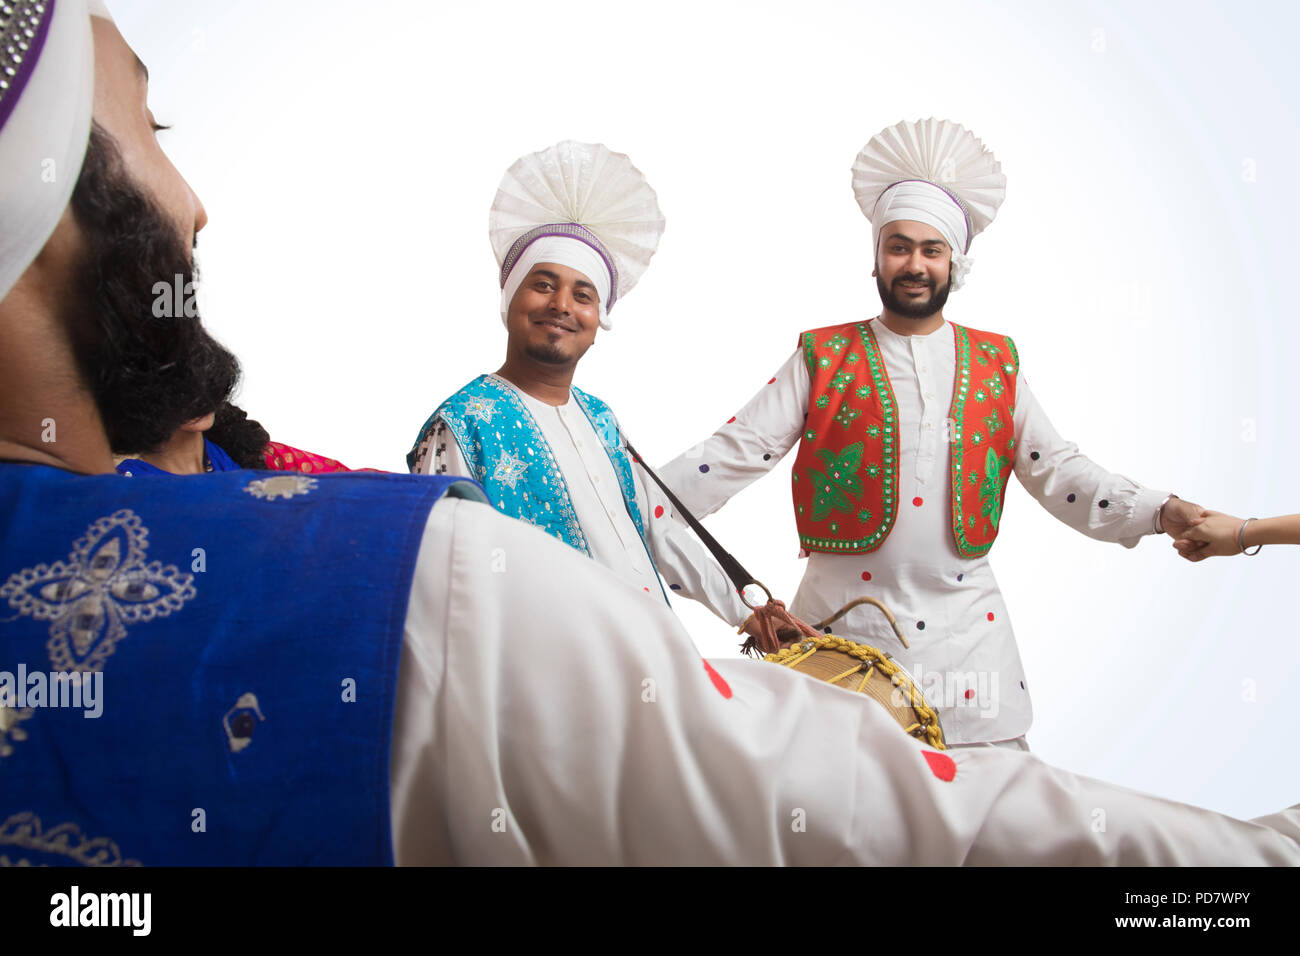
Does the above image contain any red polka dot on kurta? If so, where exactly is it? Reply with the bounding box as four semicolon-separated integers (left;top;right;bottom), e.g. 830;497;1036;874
727;416;737;424
912;496;924;507
986;611;995;621
860;571;872;581
703;660;733;699
923;750;956;782
654;505;664;518
964;688;976;700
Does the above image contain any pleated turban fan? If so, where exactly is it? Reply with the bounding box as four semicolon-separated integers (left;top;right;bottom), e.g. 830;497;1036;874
0;0;113;302
490;140;665;330
851;118;1007;291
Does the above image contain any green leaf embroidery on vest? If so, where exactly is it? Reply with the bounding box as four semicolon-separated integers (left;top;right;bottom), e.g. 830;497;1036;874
980;446;1012;530
832;405;862;429
807;443;864;520
829;370;855;394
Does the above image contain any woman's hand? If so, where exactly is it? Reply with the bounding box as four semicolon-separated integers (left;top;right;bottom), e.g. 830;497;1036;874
1173;510;1245;561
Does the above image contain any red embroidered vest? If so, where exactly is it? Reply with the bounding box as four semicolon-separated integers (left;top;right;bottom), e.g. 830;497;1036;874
791;319;1019;557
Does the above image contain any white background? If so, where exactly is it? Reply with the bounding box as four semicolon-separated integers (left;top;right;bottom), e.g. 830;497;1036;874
114;0;1299;820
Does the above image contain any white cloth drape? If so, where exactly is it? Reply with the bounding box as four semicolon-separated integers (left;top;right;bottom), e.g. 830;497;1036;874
389;495;1300;864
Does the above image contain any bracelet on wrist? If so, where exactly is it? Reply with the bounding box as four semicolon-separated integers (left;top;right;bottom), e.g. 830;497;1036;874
1154;493;1177;535
1237;518;1263;556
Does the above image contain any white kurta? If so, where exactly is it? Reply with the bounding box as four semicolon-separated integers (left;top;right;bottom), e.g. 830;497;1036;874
412;374;749;627
389;495;1300;864
659;319;1168;744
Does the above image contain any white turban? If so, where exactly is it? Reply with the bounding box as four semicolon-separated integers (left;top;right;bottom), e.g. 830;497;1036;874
0;0;98;302
871;180;974;291
500;235;614;330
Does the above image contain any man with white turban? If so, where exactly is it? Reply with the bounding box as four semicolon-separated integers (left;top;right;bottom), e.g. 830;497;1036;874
406;143;752;629
3;4;1299;867
660;120;1213;750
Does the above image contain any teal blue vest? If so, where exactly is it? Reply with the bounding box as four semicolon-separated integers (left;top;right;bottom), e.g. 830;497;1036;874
0;463;483;865
413;373;651;535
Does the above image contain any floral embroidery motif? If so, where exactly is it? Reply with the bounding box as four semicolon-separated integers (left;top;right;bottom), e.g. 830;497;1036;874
464;396;498;424
244;476;318;501
970;431;984;446
815;394;830;410
0;695;33;758
982;375;1005;399
856;508;873;523
855;385;872;400
980;448;1013;531
0;510;196;673
825;333;850;355
0;812;140;867
491;450;530;490
865;424;881;438
807;443;864;521
975;341;1001;366
829;370;855;394
983;410;1005;436
832;405;862;429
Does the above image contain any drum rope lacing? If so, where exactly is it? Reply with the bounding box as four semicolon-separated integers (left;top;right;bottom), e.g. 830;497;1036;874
766;635;946;750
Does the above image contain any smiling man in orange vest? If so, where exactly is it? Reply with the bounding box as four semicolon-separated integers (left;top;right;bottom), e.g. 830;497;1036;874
661;119;1209;749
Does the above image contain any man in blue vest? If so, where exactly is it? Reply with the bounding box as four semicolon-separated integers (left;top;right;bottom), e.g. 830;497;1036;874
3;0;1299;866
408;141;752;630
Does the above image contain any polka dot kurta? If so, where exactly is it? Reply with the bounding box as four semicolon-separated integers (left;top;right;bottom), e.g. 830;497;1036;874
660;320;1169;744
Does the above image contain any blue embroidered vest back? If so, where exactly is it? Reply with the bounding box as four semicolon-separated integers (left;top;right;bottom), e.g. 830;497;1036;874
411;375;647;556
0;463;480;866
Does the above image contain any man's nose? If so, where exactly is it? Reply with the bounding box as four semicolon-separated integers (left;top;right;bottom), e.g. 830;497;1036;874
187;177;208;236
550;286;573;313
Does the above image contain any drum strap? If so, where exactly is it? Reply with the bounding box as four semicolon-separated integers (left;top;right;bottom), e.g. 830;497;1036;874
624;440;757;596
625;441;822;655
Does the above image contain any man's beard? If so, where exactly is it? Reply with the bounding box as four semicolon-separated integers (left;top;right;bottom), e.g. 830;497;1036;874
876;272;951;320
523;341;573;366
66;122;240;455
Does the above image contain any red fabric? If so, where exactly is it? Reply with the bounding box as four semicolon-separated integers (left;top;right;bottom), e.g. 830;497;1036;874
262;441;355;474
791;319;1017;556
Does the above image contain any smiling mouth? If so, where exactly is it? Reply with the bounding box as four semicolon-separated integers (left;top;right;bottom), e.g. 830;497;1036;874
535;317;575;333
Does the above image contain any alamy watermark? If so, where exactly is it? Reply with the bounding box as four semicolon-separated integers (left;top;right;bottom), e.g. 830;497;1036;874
0;666;103;718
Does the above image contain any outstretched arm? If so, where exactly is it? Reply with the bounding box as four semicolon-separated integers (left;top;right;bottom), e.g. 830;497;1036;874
657;349;810;518
1011;371;1198;547
632;463;751;628
1174;511;1300;560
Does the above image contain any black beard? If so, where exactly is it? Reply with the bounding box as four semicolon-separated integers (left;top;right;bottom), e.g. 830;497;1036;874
876;272;952;320
66;122;240;455
523;342;574;367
